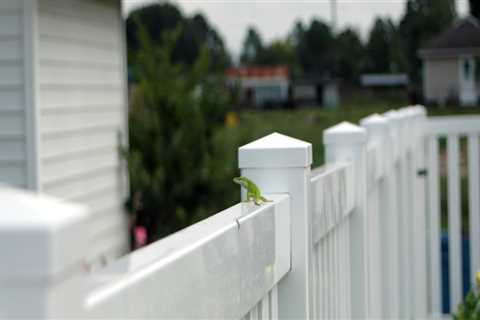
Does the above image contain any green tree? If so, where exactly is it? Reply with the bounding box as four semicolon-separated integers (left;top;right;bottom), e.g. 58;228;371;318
258;40;299;74
295;19;335;76
240;27;264;65
127;25;237;243
471;0;480;19
365;18;397;73
336;28;365;83
126;3;230;72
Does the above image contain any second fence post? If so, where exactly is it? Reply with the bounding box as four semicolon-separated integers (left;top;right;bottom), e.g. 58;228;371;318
323;122;369;318
238;132;313;318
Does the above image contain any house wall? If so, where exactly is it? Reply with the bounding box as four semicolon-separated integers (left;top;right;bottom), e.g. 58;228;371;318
423;57;460;104
36;0;129;265
0;2;29;188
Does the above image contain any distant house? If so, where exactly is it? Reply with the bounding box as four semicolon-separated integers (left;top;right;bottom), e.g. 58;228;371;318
226;66;339;108
0;0;128;266
226;66;290;107
291;75;339;108
420;17;480;106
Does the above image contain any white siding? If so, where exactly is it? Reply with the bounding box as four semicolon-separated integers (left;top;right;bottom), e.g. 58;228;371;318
424;58;460;104
0;1;28;187
37;0;128;263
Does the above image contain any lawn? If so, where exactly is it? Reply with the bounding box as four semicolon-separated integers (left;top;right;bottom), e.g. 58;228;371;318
224;94;480;168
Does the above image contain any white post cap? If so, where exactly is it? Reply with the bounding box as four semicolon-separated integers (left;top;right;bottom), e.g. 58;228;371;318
323;121;367;145
384;109;401;122
239;132;312;168
0;187;89;279
360;114;389;138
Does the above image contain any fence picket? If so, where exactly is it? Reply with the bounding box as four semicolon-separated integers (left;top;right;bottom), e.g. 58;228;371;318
468;134;480;286
447;134;463;310
428;135;442;317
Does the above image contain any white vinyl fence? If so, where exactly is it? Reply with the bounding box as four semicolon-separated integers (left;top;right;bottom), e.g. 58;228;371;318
1;106;479;319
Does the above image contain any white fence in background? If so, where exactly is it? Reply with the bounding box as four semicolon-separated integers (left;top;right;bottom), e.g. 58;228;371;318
1;106;479;319
425;115;480;315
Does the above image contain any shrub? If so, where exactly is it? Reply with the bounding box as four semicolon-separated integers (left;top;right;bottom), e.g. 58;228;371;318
453;272;480;320
125;24;238;244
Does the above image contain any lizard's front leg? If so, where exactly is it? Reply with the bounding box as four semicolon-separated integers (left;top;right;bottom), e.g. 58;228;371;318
246;191;254;203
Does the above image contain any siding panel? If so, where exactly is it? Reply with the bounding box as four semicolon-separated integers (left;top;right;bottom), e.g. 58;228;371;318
0;37;22;60
0;13;22;36
0;64;23;86
37;0;128;262
42;148;118;185
0;164;25;186
0;3;27;188
38;13;120;47
0;113;24;136
39;63;122;86
0;88;24;110
0;139;25;160
39;87;123;109
40;109;123;135
42;130;117;159
38;38;122;66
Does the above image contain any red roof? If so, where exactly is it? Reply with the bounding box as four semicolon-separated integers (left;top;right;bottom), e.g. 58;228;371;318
226;66;289;78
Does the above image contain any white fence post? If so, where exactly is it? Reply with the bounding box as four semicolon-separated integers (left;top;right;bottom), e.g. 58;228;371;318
391;109;413;318
238;132;313;318
323;122;368;318
383;110;402;318
360;114;389;318
411;106;429;318
0;187;90;318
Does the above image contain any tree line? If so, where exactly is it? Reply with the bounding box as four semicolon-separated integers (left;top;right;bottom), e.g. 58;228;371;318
127;0;465;86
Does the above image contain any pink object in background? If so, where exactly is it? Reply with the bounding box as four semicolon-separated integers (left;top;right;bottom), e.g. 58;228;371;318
135;226;147;249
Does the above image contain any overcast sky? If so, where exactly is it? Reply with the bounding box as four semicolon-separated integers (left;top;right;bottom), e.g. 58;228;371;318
122;0;470;55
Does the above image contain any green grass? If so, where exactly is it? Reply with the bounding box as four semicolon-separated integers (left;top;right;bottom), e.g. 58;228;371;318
227;97;407;167
224;94;480;168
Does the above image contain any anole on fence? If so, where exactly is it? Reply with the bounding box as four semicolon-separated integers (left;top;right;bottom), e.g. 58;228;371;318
233;176;272;205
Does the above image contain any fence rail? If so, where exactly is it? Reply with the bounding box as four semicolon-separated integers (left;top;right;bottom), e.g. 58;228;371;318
1;106;479;319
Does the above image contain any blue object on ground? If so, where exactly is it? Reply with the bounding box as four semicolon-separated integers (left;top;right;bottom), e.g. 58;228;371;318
441;232;471;314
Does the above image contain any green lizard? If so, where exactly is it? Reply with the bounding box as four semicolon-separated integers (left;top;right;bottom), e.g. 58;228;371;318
233;176;271;205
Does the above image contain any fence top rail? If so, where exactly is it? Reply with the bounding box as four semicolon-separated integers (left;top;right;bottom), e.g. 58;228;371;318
426;115;480;136
311;160;352;183
84;194;291;318
310;161;355;243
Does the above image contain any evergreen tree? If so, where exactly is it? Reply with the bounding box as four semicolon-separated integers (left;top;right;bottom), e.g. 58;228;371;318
240;27;264;65
126;3;230;72
127;25;236;242
470;0;480;19
336;28;365;83
295;19;335;76
365;18;392;73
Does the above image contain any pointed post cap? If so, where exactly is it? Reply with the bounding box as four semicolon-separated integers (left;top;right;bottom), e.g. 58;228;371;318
360;113;388;128
0;187;89;278
360;113;389;139
411;104;427;117
239;132;312;168
384;109;399;119
323;121;367;145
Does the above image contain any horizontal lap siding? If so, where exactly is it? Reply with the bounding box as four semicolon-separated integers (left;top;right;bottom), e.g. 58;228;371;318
37;0;128;263
0;3;27;187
